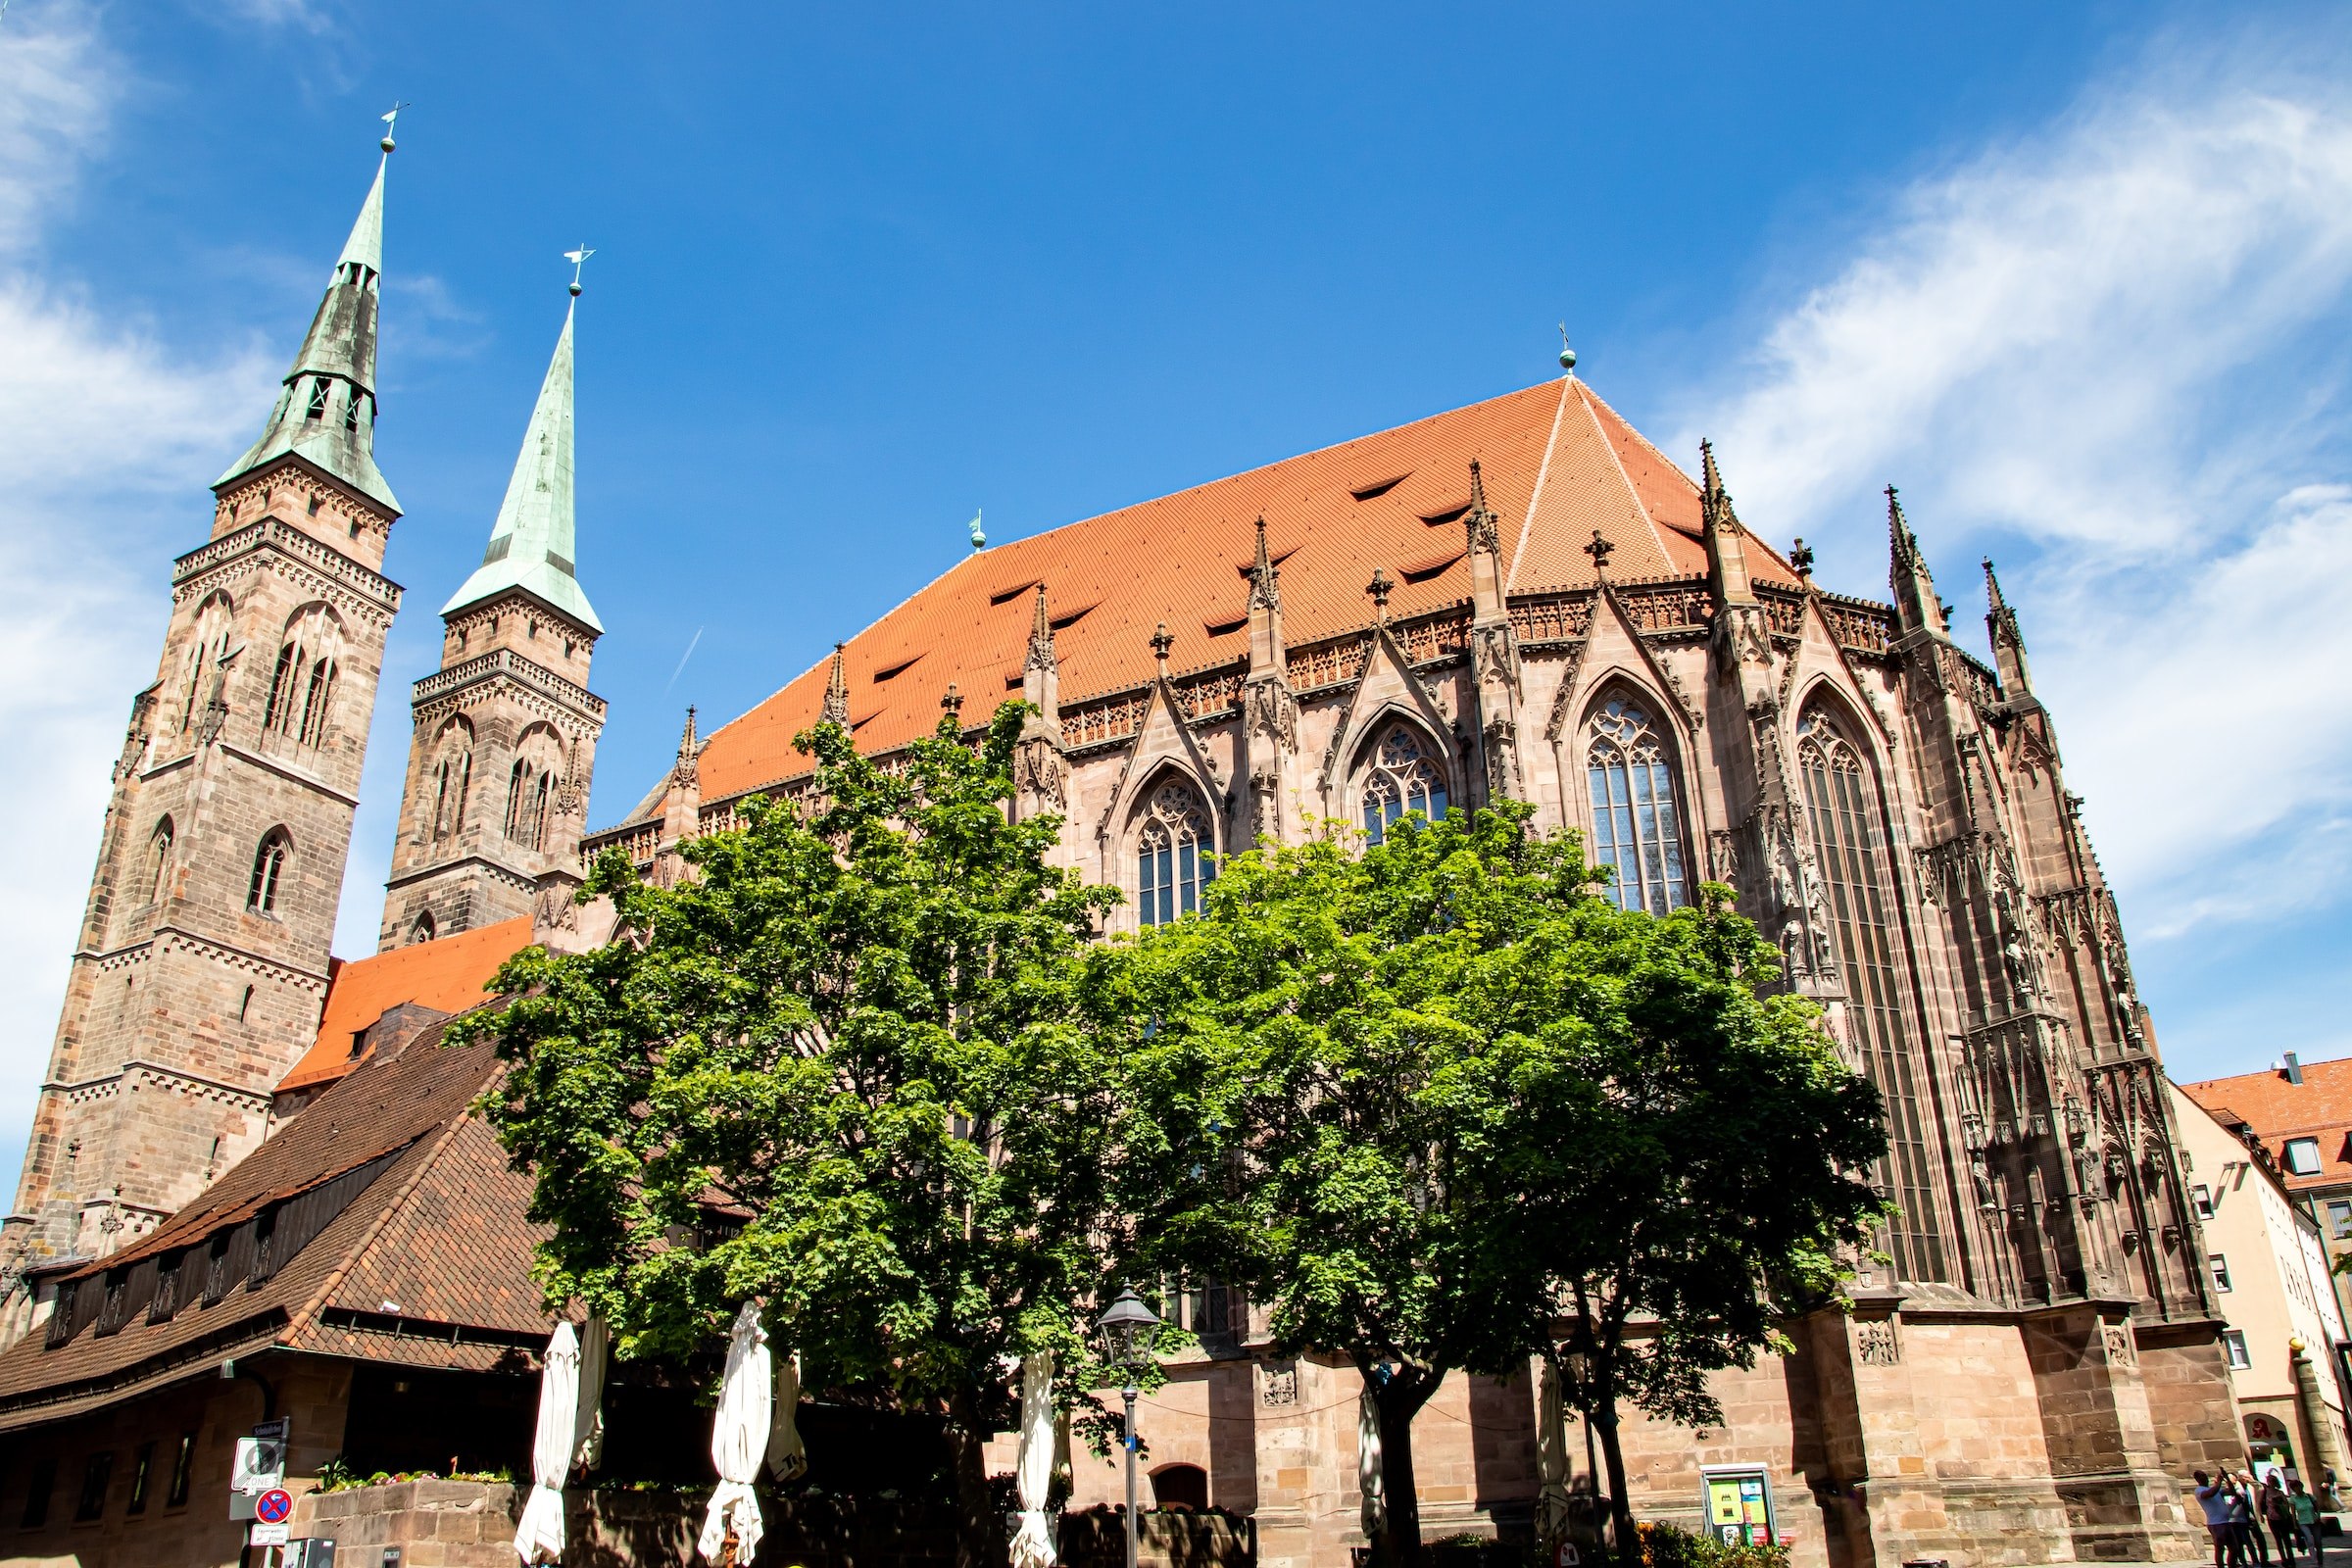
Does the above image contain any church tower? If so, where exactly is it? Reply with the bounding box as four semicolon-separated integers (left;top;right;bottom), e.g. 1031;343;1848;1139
5;136;407;1266
377;283;605;950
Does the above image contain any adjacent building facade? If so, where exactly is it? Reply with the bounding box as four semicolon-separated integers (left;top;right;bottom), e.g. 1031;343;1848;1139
2167;1080;2350;1491
0;134;2261;1568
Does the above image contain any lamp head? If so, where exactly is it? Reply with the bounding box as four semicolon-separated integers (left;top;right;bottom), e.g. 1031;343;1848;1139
1096;1286;1162;1369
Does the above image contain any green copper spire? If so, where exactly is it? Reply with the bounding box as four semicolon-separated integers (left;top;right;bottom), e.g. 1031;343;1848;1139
216;145;399;512
441;293;602;632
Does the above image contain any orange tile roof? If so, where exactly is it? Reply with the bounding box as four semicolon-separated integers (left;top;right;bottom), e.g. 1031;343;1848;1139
689;377;1799;805
2180;1056;2352;1194
278;916;534;1092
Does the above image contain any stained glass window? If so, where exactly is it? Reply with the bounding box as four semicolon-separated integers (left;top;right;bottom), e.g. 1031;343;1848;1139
1137;779;1213;926
1585;695;1688;912
1797;710;1946;1283
1360;726;1447;845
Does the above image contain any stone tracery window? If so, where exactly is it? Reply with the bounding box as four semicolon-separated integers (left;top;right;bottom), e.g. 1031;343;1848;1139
1796;707;1946;1283
247;828;291;913
1584;694;1689;913
146;818;173;906
1359;724;1447;846
263;606;341;748
1136;777;1213;927
178;594;235;735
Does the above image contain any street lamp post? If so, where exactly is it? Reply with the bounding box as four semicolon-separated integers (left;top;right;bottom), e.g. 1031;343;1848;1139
1097;1287;1164;1568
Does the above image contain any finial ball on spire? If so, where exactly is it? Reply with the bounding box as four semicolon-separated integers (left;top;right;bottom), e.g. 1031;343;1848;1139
1558;322;1577;373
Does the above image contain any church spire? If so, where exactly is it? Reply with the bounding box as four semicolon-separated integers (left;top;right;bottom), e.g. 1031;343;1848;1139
1886;486;1946;636
441;287;603;632
822;644;851;725
1983;559;2034;695
1022;583;1060;728
216;136;399;512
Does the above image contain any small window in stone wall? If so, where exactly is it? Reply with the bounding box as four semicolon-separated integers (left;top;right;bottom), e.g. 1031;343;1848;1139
2225;1329;2252;1369
165;1435;195;1509
72;1452;111;1522
2284;1138;2323;1176
125;1444;153;1515
20;1454;54;1527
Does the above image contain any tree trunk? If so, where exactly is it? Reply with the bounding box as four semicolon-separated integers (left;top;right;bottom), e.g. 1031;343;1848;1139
1369;1365;1445;1568
946;1384;1009;1568
1591;1396;1637;1566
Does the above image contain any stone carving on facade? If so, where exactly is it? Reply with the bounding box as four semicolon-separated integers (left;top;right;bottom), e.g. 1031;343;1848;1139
1761;805;1838;983
1708;826;1742;889
1484;714;1520;801
1016;738;1068;810
1543;640;1591;742
1856;1320;1901;1366
1260;1362;1299;1407
2103;1324;2137;1367
1472;622;1521;694
1247;678;1298;752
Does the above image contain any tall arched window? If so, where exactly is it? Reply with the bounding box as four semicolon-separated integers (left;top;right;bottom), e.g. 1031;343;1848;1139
1359;725;1447;845
178;595;234;735
1585;694;1689;913
1136;778;1213;927
247;829;291;913
297;658;336;747
431;731;473;841
410;910;436;946
530;769;552;852
1796;708;1945;1283
264;607;341;746
146;818;173;906
505;760;529;841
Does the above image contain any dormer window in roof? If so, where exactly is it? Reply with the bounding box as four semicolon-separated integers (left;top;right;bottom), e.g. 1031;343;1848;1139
990;580;1042;607
1419;502;1470;527
1349;472;1410;501
1205;615;1247;638
1400;552;1465;584
874;655;924;683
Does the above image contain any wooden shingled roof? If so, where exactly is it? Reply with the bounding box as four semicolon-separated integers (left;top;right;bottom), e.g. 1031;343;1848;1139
0;1011;552;1431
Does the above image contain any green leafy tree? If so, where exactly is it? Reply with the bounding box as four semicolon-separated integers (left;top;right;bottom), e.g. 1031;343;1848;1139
1456;888;1889;1558
459;704;1129;1568
1110;802;1597;1568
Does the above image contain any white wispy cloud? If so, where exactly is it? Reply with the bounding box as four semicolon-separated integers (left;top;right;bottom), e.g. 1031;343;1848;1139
1675;32;2352;959
0;3;276;1180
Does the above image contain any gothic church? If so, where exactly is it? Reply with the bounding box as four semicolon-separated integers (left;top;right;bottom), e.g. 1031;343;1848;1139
0;134;2247;1568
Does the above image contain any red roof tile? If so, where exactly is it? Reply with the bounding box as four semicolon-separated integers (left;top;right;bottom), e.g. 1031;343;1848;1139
689;378;1797;805
279;917;534;1092
2180;1056;2352;1193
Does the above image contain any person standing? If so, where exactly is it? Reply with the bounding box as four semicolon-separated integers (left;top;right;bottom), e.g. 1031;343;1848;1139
2204;1472;2249;1568
2289;1480;2322;1568
2263;1476;2298;1568
2232;1473;2273;1567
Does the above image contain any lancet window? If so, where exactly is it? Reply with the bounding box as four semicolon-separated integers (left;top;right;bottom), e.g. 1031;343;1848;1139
1136;777;1213;927
247;829;291;914
429;726;473;843
263;607;341;749
1584;694;1689;913
1359;724;1447;846
178;595;234;735
146;819;173;906
1795;707;1946;1283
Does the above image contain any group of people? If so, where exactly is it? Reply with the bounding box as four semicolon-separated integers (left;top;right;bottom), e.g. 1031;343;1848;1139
2195;1470;2326;1568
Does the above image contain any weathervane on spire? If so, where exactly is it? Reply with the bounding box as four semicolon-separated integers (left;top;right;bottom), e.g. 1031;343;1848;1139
380;101;410;154
1557;322;1577;375
969;510;987;551
564;245;596;298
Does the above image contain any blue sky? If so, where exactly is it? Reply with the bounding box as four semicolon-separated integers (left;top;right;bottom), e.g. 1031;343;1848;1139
3;0;2350;1174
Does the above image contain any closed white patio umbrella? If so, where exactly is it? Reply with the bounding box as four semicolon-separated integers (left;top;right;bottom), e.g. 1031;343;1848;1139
700;1301;772;1564
573;1315;610;1471
1009;1350;1057;1568
514;1320;581;1565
